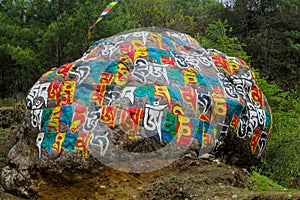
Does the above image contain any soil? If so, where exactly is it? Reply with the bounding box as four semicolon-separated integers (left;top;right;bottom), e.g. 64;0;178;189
0;106;300;200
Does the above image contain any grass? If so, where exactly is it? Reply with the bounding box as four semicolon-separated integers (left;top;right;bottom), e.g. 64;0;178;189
0;156;5;162
0;128;9;142
0;95;25;107
250;171;285;192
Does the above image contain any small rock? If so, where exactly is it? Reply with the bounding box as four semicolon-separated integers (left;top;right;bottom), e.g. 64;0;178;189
184;152;197;159
213;159;220;164
199;153;215;161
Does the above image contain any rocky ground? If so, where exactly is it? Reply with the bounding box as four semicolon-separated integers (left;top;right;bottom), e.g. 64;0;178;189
0;106;299;200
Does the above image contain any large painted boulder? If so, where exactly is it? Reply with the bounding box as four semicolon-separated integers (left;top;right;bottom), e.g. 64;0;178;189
1;28;272;197
27;27;273;166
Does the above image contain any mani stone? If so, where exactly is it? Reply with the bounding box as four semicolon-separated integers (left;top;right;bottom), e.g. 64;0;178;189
1;28;272;197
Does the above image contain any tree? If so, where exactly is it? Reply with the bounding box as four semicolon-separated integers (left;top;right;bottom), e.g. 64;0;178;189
199;19;249;62
220;0;300;89
0;0;42;97
0;0;136;97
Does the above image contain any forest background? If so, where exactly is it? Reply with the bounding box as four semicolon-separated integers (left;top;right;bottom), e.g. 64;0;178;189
0;0;299;189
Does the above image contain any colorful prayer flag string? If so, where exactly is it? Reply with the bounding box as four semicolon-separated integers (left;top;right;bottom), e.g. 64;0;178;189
88;0;120;40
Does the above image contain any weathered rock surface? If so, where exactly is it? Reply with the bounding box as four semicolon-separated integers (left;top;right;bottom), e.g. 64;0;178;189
1;28;272;198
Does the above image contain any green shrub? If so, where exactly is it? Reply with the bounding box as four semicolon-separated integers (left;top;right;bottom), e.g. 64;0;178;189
256;78;300;188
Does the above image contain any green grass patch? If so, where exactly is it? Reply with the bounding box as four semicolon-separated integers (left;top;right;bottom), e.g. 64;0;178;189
0;156;5;162
0;96;25;107
250;171;285;191
0;135;8;143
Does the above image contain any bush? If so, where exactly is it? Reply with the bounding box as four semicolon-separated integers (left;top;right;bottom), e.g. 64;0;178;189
256;78;300;188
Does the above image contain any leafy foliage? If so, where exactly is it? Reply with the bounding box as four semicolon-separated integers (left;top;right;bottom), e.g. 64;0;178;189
221;0;300;90
257;78;300;187
0;0;136;97
199;19;250;62
126;0;224;36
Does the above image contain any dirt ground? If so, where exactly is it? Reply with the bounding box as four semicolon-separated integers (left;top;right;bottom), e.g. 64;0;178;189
0;106;300;200
1;153;300;200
